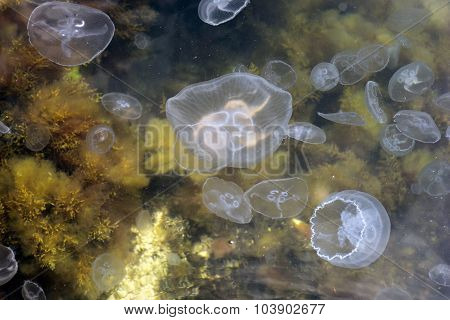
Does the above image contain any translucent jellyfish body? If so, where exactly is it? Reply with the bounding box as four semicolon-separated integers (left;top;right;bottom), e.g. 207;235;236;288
434;92;450;112
27;1;115;66
244;177;308;219
310;62;340;91
262;60;297;90
310;190;391;268
0;120;10;134
393;110;441;143
411;160;450;197
101;93;143;120
86;124;115;154
25;123;51;152
166;73;292;170
428;264;450;287
22;281;46;300
386;8;429;32
287;122;326;144
365;81;387;124
91;253;125;292
233;64;249;73
331;51;367;85
380;124;415;157
357;44;390;73
198;0;250;26
0;244;18;286
202;177;252;224
318;111;366;126
388;62;434;102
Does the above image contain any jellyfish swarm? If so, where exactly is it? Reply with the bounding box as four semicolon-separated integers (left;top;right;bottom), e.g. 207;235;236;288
198;0;250;26
86;124;115;154
411;160;450;197
0;244;18;286
202;177;252;224
388;62;434;102
91;253;125;292
428;264;450;287
317;111;366;126
25;123;51;152
393;110;441;143
287;122;326;144
310;190;391;268
166;73;292;171
27;1;115;66
380;124;415;157
310;62;340;92
22;281;46;300
365;81;387;124
262;60;297;90
101;93;143;120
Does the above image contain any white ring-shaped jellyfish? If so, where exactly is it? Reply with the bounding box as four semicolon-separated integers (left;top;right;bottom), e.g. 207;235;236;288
310;190;391;269
198;0;250;26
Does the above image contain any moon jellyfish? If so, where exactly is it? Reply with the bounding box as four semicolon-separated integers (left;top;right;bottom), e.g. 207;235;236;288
310;62;340;91
92;253;125;292
202;177;252;224
364;81;387;124
0;244;18;286
386;8;429;33
357;44;390;73
22;281;46;300
244;177;308;219
135;209;152;233
428;264;450;287
287;122;326;144
434;92;450;112
86;124;115;154
446;127;450;140
198;0;250;26
388;62;434;102
380;124;415;157
27;1;115;66
331;51;367;85
134;33;150;50
318;111;366;126
262;60;297;90
25;123;51;152
310;190;391;268
167;252;181;266
233;64;249;73
393;110;441;143
101;93;143;120
411;160;450;197
375;287;412;300
166;73;292;170
0;120;10;134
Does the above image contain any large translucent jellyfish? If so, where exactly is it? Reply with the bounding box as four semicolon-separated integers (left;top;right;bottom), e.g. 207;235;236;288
310;190;391;269
198;0;250;26
22;280;46;300
365;81;387;124
202;177;252;224
428;264;450;287
25;124;51;152
388;62;434;102
310;62;340;91
380;124;415;157
101;93;143;120
375;287;412;300
393;110;441;143
244;177;308;219
166;73;292;170
318;111;366;126
331;51;367;85
411;160;450;197
0;244;18;286
86;124;115;154
262;60;297;90
357;44;390;73
0;120;10;134
287;122;326;144
91;253;125;292
27;1;115;66
434;92;450;112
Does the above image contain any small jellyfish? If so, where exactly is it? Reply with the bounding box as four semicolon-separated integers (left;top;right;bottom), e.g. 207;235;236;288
380;124;415;157
375;287;412;300
86;124;115;154
203;177;252;223
357;44;390;73
428;264;450;287
134;33;150;50
388;62;434;102
262;60;297;90
22;280;46;300
135;209;152;233
244;177;308;219
0;244;18;286
287;122;326;144
364;81;387;124
91;253;125;292
310;62;340;91
233;64;249;73
393;110;441;143
331;51;367;85
101;93;143;120
198;0;250;26
25;123;51;152
310;190;391;269
433;92;450;112
27;1;115;66
317;111;366;126
411;160;450;197
0;120;11;134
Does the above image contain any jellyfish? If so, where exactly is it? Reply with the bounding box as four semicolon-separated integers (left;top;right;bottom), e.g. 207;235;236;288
233;64;249;73
287;122;326;144
393;110;441;143
202;177;252;224
86;124;115;154
22;280;46;300
428;264;450;287
386;8;429;33
0;244;18;286
262;60;297;90
101;93;143;120
375;287;412;300
388;62;434;102
0;120;10;134
134;33;150;50
244;177;308;219
317;111;366;126
27;1;115;66
25;123;51;152
411;160;450;197
331;50;367;85
310;190;391;268
357;44;390;73
380;124;415;157
198;0;250;26
166;73;292;170
91;253;125;292
135;209;152;233
310;62;340;91
434;92;450;112
365;81;387;124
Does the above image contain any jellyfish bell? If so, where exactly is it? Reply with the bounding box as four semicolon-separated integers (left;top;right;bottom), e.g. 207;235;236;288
22;280;46;300
25;123;51;152
262;60;297;90
357;44;390;73
365;81;387;124
428;264;450;287
91;253;125;292
101;93;143;120
0;120;10;134
0;244;18;286
198;0;250;26
380;124;415;157
331;50;367;85
27;1;115;66
310;62;340;91
388;62;434;102
317;111;366;126
393;110;441;143
287;122;326;144
433;92;450;112
86;124;115;154
411;160;450;197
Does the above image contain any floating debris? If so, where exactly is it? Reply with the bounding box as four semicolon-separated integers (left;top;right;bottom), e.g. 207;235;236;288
318;111;366;126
